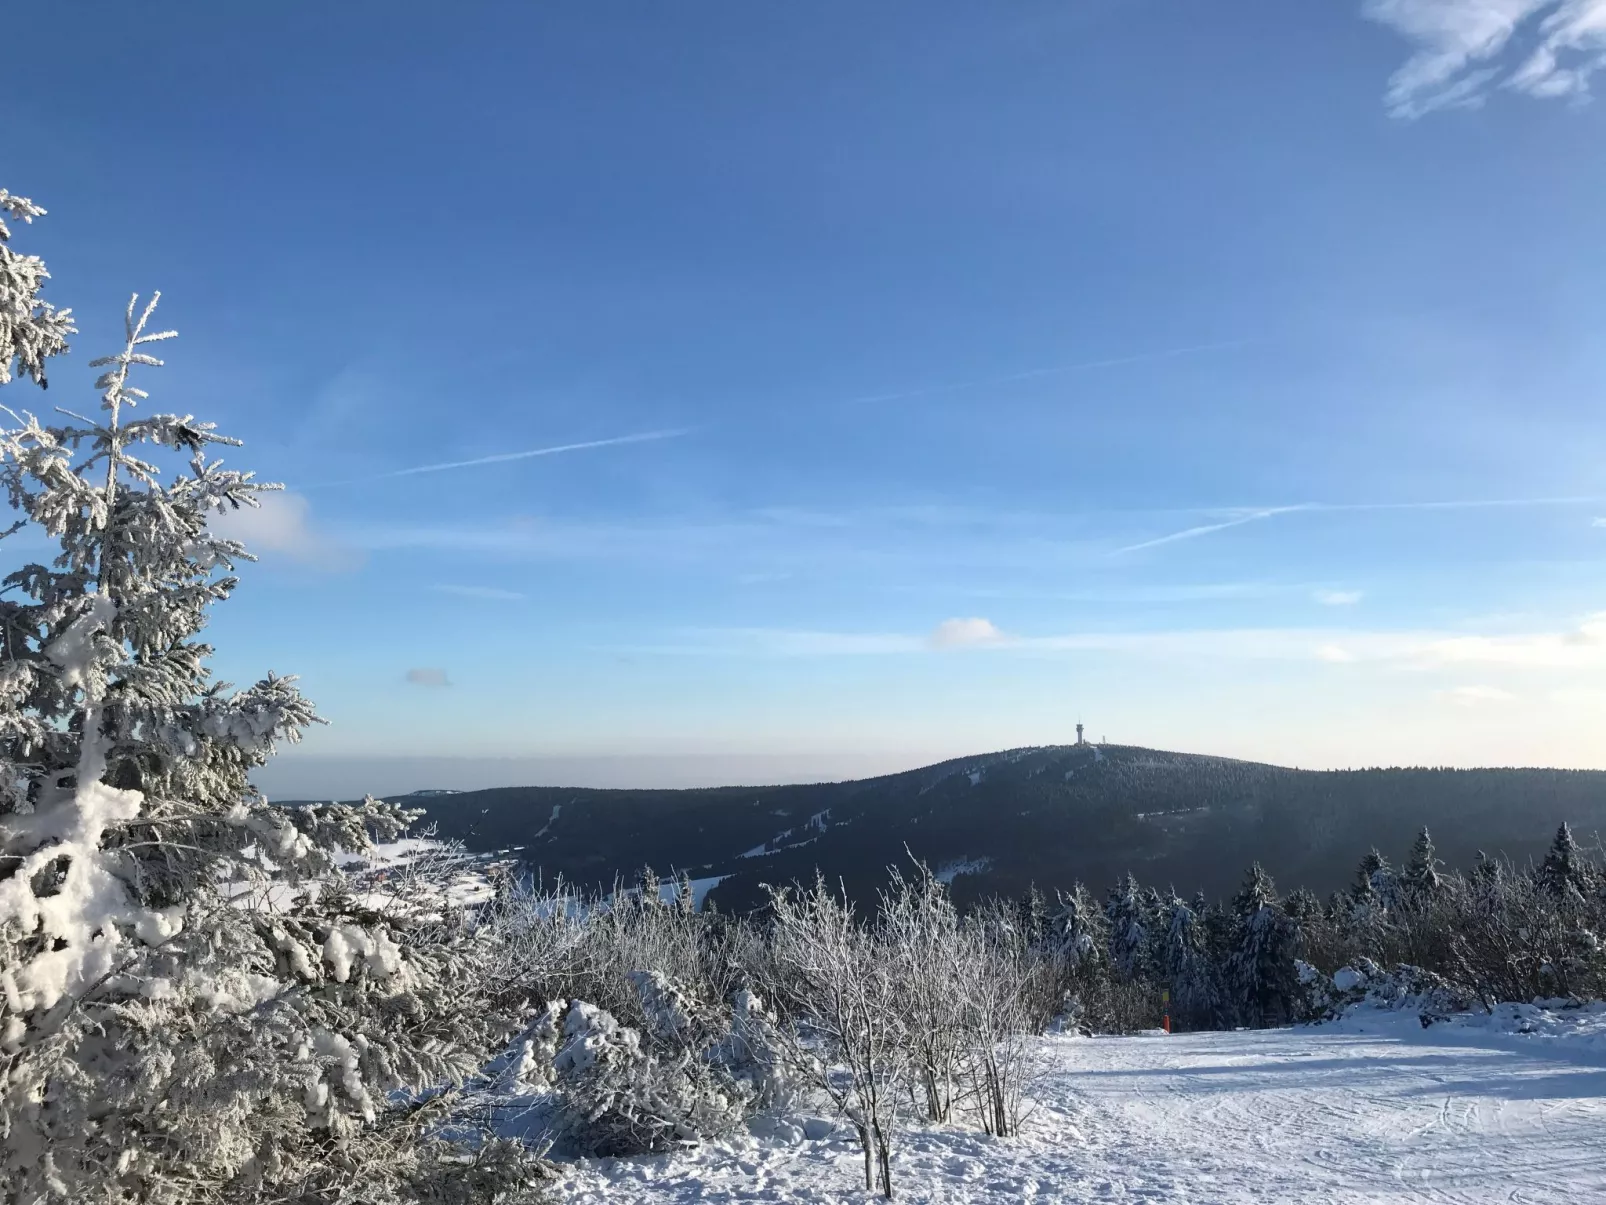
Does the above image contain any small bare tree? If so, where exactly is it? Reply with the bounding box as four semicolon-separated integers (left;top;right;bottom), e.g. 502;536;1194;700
763;876;905;1198
880;864;969;1124
958;903;1036;1138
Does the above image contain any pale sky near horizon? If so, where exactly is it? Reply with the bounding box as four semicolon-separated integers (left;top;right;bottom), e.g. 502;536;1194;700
12;2;1606;795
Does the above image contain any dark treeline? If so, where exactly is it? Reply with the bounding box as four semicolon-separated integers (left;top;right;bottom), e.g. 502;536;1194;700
1010;821;1606;1034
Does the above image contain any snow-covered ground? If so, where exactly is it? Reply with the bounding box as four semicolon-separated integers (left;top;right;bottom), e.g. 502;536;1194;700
219;838;505;915
558;1007;1606;1203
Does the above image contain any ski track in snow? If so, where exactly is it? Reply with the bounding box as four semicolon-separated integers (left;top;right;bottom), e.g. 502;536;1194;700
557;1016;1606;1203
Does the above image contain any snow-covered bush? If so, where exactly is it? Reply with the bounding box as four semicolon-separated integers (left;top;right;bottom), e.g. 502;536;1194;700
548;990;749;1157
712;986;798;1112
486;872;750;1039
0;190;547;1204
1298;959;1475;1025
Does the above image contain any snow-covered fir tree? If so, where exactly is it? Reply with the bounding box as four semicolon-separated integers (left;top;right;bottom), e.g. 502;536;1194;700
1350;848;1397;908
1104;873;1150;981
1538;821;1591;900
1050;881;1107;970
1400;826;1444;906
1159;892;1221;1031
1227;864;1300;1028
0;190;545;1205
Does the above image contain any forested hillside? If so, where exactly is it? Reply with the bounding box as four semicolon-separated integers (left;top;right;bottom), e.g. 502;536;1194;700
404;743;1606;909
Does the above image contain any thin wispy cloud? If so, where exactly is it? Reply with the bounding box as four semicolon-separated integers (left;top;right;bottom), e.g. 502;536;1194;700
662;611;1606;671
431;583;527;601
1338;495;1605;512
1117;495;1602;555
1439;684;1520;707
1314;589;1364;606
1365;0;1606;117
209;491;361;571
320;428;691;486
846;340;1250;407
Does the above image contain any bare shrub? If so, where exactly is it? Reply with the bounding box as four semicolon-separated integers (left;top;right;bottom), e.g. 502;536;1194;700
763;876;905;1199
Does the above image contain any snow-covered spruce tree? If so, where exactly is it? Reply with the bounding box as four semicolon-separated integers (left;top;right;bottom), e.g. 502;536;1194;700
1047;881;1112;1030
0;198;545;1204
1400;827;1443;905
1227;864;1301;1028
1103;873;1149;982
1099;874;1163;1031
1159;892;1222;1032
1538;821;1593;901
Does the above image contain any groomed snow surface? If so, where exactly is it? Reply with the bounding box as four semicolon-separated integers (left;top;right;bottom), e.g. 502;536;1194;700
558;1005;1606;1203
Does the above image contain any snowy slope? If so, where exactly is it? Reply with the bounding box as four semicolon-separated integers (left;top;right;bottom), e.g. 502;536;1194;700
557;1011;1606;1203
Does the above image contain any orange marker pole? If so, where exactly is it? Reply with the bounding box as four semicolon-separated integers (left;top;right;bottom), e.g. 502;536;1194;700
1161;988;1171;1034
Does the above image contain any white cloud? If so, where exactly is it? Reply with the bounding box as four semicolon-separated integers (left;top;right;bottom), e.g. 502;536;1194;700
1438;684;1519;706
1365;0;1606;116
1314;589;1364;606
405;667;451;688
929;617;1007;649
432;584;527;601
210;491;358;570
1549;686;1606;704
670;610;1606;670
1593;517;1606;527
1415;612;1606;667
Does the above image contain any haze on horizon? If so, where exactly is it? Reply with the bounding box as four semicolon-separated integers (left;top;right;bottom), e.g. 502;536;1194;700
15;1;1606;800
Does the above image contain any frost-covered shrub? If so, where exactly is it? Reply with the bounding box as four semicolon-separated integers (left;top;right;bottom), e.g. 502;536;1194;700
763;875;905;1199
712;987;799;1112
1298;959;1475;1025
550;994;749;1156
627;968;701;1045
486;873;751;1038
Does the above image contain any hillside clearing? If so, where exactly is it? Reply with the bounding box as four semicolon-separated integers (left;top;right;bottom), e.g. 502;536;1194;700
558;1010;1606;1203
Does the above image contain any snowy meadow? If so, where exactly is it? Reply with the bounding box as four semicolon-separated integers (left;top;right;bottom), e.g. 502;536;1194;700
6;187;1606;1204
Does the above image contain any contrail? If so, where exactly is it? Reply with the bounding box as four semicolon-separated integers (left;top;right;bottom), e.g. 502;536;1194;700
845;339;1252;406
312;343;1241;488
1116;506;1310;553
324;428;691;485
1115;495;1606;554
1321;495;1605;513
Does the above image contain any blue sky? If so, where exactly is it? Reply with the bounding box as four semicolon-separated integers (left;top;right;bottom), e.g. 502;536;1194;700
13;1;1606;794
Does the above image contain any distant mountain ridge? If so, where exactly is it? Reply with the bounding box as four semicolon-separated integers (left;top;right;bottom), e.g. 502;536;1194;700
389;744;1606;910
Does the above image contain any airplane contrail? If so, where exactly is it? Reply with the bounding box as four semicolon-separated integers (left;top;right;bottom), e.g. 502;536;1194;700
324;428;692;485
845;339;1252;406
1116;495;1606;554
312;343;1241;488
1116;506;1310;553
